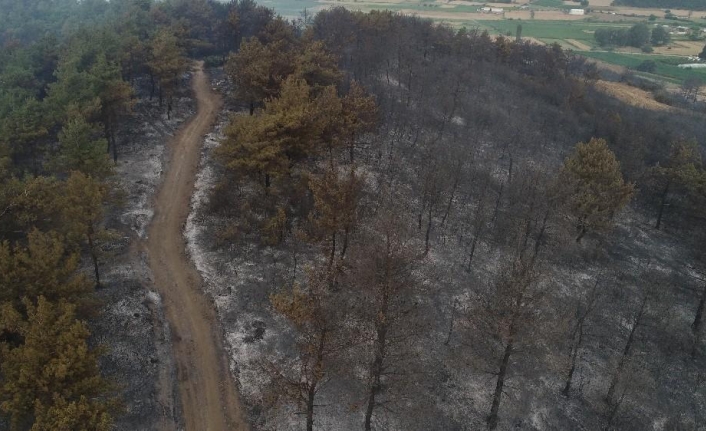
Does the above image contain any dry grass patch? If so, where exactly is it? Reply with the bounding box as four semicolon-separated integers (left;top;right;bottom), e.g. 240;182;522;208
581;0;611;5
522;36;547;45
595;80;672;111
653;41;705;56
566;38;592;50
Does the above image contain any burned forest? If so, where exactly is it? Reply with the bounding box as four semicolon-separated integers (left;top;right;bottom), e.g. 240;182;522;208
1;1;706;431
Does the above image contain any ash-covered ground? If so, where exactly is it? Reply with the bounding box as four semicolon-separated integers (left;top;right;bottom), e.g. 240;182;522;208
92;75;195;431
185;67;706;431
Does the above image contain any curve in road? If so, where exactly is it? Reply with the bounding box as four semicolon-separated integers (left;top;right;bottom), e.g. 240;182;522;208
146;61;248;431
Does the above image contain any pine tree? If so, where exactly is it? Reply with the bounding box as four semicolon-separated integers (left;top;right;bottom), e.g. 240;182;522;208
0;297;113;431
225;37;294;115
0;230;92;315
267;265;349;431
308;165;362;267
559;138;634;242
53;115;112;180
31;395;113;431
88;53;134;162
341;81;377;162
0;97;50;176
216;77;322;190
649;139;704;230
294;40;342;92
147;28;188;118
0;176;63;240
61;172;115;288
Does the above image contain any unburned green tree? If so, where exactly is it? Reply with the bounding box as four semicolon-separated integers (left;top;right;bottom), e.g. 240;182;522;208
559;138;634;242
648;139;703;230
53;115;112;180
147;28;189;118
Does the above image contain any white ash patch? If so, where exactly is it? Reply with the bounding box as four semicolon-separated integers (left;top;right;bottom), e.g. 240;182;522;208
93;79;195;430
146;290;162;306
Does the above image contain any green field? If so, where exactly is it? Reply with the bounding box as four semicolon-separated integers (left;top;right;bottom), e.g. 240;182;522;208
532;0;573;9
259;0;321;18
578;51;706;83
476;20;639;48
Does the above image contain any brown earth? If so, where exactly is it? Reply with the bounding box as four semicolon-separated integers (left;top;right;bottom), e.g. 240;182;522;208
145;61;249;431
653;41;705;56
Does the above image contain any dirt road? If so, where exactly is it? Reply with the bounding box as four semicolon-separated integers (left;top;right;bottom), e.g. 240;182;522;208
146;61;248;431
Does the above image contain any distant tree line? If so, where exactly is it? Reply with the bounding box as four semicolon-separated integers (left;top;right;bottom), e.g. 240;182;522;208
612;0;706;11
594;23;671;49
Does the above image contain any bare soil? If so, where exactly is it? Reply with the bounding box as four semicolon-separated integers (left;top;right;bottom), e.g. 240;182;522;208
145;61;249;431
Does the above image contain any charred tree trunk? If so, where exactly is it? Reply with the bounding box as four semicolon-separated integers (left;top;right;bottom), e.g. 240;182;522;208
441;161;462;228
532;209;550;265
467;227;482;272
87;228;101;288
691;283;706;357
606;296;646;405
364;291;389;431
488;323;516;430
563;278;599;396
445;299;458;346
692;283;706;335
306;328;327;431
149;72;156;100
329;232;337;270
655;180;670;230
340;227;350;261
424;205;433;256
492;182;504;224
563;321;583;396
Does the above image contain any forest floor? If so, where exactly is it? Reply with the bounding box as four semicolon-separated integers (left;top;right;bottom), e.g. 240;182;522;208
144;61;248;431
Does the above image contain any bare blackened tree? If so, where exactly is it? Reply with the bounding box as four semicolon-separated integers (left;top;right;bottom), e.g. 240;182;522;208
563;275;602;397
483;253;547;430
345;202;426;431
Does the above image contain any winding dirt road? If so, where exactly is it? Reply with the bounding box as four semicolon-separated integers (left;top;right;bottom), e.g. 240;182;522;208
146;61;248;431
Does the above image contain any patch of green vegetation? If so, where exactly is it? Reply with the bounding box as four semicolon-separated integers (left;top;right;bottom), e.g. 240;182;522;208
578;50;706;83
260;0;322;18
477;20;636;47
532;0;572;9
